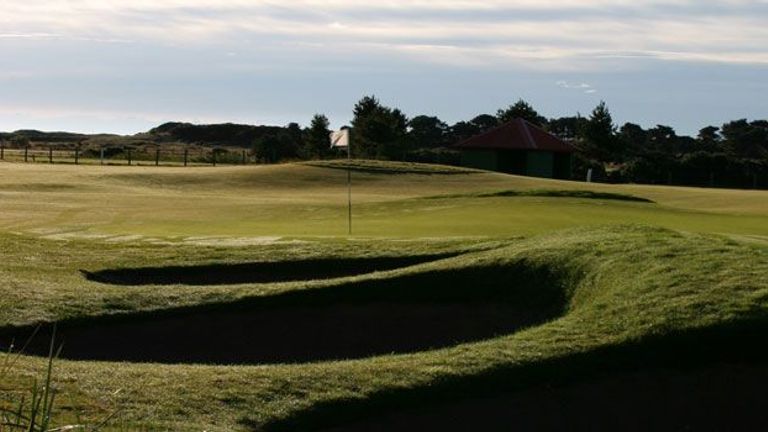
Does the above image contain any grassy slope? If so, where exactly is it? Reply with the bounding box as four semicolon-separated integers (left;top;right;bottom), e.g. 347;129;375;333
1;161;768;238
4;226;767;430
1;160;768;430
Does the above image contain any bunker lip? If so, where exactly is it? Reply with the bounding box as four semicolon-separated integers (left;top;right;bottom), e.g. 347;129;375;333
81;254;460;286
2;263;567;365
2;302;550;365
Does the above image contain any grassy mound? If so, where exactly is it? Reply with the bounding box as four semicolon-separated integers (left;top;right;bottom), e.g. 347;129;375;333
82;254;459;286
2;225;767;430
258;225;768;430
1;161;767;430
303;159;479;175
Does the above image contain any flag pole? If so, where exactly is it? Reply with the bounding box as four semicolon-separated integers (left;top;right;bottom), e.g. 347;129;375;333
347;135;352;235
330;128;352;235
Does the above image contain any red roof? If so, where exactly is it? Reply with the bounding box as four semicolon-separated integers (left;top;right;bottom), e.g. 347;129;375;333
454;118;574;153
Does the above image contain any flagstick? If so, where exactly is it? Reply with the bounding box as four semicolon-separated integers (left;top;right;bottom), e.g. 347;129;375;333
330;129;353;235
347;140;352;235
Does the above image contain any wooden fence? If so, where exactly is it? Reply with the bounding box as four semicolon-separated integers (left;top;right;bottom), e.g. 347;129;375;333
0;143;254;167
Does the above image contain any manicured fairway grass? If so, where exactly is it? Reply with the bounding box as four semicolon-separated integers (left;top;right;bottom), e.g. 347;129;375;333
1;160;768;239
1;160;768;431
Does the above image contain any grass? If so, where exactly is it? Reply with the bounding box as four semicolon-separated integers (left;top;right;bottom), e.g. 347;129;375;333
0;160;767;430
0;328;61;432
1;161;768;239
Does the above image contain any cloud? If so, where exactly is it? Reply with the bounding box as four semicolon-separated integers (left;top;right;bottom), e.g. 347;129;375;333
0;33;61;39
1;1;766;70
557;80;597;94
0;0;766;135
556;81;591;89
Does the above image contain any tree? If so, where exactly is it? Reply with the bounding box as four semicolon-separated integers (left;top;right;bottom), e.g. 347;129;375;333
497;99;547;126
10;134;30;148
304;114;331;159
386;108;409;159
252;133;281;163
351;95;408;159
697;126;721;152
721;119;768;160
721;119;768;188
549;116;586;140
447;121;480;144
581;101;618;162
283;123;303;160
351;95;383;158
618;123;647;158
407;115;449;149
470;114;499;132
647;125;677;150
252;129;300;163
643;125;680;184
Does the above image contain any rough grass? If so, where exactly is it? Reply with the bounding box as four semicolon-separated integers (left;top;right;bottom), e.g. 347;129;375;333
1;160;768;430
1;225;767;430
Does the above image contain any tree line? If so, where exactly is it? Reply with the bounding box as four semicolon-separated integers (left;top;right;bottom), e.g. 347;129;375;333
303;95;767;189
2;96;766;189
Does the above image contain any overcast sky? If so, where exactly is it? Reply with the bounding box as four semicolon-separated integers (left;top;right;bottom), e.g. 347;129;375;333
1;0;766;135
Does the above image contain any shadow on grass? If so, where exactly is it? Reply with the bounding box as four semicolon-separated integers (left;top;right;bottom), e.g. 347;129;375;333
481;189;654;203
81;254;459;286
427;189;654;203
1;263;567;365
305;161;476;175
253;318;768;432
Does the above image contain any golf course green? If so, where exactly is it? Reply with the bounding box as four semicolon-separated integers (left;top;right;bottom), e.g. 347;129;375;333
1;160;767;431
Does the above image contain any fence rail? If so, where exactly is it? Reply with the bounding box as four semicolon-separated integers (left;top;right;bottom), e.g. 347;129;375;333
0;144;254;167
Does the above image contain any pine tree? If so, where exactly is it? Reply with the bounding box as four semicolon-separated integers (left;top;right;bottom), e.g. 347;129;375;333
582;101;618;162
351;95;408;159
497;99;546;126
304;114;331;159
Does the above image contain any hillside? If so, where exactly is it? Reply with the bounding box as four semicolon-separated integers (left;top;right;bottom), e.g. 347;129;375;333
0;122;294;150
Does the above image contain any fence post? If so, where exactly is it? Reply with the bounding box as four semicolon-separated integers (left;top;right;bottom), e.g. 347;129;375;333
75;145;80;165
127;148;132;166
242;150;246;165
212;149;217;167
155;146;160;166
100;146;105;165
24;146;29;163
0;142;4;160
49;147;53;164
183;146;188;167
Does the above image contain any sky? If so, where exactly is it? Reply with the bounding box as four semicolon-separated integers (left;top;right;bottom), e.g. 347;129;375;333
0;0;766;136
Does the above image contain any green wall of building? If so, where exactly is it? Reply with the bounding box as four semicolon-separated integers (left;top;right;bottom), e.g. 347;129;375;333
460;150;499;171
460;149;572;179
525;151;554;178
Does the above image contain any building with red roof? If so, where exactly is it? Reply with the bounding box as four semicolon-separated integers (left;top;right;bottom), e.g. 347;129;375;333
454;118;574;179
